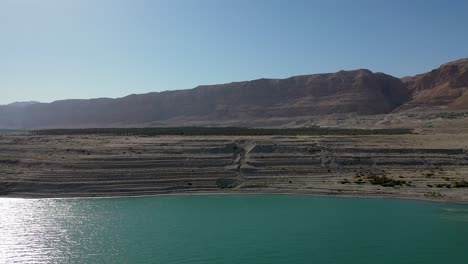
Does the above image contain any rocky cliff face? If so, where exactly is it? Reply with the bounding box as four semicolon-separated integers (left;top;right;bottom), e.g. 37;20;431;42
0;70;409;129
1;58;467;129
399;58;468;111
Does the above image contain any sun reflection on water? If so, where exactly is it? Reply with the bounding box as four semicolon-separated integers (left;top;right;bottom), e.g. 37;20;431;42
0;198;124;263
0;199;71;263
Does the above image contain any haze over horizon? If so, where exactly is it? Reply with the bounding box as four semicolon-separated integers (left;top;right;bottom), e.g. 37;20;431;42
2;0;468;104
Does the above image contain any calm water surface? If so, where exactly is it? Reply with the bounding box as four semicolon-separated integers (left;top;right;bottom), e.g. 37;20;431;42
1;195;468;264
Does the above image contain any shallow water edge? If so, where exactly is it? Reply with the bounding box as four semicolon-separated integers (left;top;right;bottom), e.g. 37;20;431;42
4;190;468;206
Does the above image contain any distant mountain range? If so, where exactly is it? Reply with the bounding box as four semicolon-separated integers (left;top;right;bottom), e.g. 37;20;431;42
4;101;40;108
1;58;467;129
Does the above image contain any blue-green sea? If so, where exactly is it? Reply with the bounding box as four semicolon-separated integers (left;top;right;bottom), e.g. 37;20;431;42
1;195;468;263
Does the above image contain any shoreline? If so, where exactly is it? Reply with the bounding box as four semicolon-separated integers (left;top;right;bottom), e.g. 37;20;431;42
3;190;468;206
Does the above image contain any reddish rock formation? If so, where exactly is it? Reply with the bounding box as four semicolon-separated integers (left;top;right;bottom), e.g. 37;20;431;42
1;58;467;129
400;58;468;111
0;70;409;129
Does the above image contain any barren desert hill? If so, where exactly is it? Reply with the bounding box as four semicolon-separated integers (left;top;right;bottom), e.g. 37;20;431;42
0;58;467;129
398;58;468;111
0;69;409;129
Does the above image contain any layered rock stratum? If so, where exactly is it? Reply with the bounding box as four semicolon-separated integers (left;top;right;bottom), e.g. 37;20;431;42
1;133;467;202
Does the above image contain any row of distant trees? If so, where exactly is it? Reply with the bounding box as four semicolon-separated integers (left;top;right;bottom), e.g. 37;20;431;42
31;127;412;136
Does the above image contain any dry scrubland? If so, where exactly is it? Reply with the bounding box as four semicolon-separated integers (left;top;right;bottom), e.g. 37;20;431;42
1;121;468;203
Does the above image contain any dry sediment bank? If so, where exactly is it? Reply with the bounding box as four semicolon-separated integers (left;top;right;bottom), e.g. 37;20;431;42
0;133;467;203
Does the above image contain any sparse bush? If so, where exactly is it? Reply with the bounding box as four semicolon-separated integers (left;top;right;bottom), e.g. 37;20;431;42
453;180;468;188
354;179;365;184
339;179;350;184
367;174;406;187
425;192;444;198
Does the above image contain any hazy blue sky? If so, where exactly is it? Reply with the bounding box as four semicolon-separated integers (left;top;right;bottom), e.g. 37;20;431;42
2;0;468;104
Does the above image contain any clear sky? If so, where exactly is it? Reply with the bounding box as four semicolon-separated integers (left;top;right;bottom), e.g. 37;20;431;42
2;0;468;104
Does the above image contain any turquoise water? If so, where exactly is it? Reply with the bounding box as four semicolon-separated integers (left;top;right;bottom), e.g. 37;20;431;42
1;195;468;264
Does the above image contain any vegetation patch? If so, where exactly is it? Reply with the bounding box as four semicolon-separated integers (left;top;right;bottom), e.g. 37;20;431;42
453;180;468;188
339;179;351;184
436;183;452;188
366;174;406;187
32;127;413;136
354;178;365;185
425;192;444;198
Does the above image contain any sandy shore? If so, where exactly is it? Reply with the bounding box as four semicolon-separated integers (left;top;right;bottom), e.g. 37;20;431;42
1;130;467;203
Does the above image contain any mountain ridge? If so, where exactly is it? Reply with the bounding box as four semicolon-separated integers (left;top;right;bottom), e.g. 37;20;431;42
1;58;467;129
